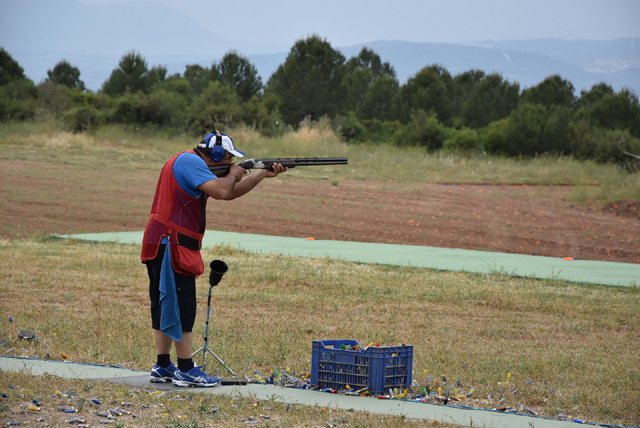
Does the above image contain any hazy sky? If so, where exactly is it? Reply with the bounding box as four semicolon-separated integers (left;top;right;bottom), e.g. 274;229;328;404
2;0;638;91
79;0;639;47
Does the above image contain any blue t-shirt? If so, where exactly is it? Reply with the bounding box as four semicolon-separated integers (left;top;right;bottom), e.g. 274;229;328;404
173;152;217;198
160;152;217;244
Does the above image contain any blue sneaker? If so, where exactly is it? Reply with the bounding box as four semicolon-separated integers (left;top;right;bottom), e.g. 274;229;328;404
150;363;177;383
172;366;220;387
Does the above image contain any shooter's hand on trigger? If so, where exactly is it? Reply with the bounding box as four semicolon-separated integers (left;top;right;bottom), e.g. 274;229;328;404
228;163;245;182
264;162;287;178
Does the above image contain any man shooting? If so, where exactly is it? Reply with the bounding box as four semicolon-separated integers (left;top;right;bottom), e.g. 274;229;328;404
140;131;286;387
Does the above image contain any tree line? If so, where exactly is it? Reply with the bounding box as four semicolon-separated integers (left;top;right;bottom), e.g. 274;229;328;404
1;35;639;165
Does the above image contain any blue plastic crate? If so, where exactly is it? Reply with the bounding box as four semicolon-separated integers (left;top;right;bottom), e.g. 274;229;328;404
310;339;413;395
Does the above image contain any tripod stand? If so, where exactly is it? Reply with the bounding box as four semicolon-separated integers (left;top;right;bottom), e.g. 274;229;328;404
191;260;238;377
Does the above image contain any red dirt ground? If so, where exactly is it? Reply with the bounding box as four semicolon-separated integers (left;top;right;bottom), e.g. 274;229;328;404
1;160;638;264
211;180;640;264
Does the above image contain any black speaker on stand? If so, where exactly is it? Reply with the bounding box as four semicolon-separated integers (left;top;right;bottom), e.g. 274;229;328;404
191;260;239;378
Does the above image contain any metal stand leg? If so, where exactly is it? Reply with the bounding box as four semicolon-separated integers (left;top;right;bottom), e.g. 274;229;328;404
191;285;238;377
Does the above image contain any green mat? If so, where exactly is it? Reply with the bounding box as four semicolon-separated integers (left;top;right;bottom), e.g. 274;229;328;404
60;231;639;287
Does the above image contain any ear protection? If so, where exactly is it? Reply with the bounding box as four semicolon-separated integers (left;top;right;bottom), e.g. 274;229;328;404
210;130;225;162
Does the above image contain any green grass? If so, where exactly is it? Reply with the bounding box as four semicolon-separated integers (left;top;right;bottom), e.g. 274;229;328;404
0;238;638;426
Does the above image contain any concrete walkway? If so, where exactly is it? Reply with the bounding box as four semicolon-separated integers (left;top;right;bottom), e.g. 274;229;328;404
1;356;593;428
60;230;640;287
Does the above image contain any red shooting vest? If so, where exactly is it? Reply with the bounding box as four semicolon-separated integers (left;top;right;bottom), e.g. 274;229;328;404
140;150;207;277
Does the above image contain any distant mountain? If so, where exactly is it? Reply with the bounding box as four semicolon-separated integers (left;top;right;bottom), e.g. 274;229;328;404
1;0;638;95
248;39;640;95
475;39;639;67
472;38;640;91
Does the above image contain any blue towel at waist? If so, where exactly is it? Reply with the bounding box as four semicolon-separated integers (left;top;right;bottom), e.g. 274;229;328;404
159;242;182;342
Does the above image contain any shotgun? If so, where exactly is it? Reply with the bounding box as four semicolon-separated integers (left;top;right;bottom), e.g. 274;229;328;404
208;157;348;176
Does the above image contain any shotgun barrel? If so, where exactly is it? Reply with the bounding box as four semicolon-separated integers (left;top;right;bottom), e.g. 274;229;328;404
208;157;348;176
